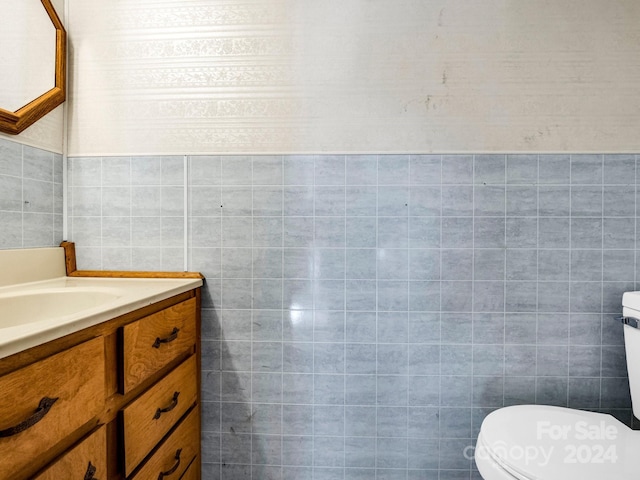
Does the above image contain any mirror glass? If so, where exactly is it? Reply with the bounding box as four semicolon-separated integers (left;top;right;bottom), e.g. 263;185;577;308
0;1;57;111
0;0;66;135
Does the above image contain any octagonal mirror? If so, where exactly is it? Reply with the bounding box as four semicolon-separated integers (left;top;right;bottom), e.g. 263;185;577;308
0;0;66;135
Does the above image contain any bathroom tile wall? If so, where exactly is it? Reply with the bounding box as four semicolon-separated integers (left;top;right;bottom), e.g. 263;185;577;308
68;155;186;271
0;137;63;249
70;154;636;480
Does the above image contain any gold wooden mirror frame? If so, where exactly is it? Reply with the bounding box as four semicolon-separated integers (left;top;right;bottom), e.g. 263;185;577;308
0;0;66;135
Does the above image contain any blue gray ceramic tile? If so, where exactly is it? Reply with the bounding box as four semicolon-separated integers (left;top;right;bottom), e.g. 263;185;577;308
60;153;639;480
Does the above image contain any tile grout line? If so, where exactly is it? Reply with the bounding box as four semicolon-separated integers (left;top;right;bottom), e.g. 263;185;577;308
20;145;24;248
375;154;379;479
438;155;443;477
280;156;285;477
405;156;412;475
567;155;572;408
534;155;540;405
311;155;316;480
100;157;104;270
249;157;254;480
219;157;223;480
343;154;347;477
128;157;132;269
469;154;476;477
183;155;188;272
502;156;507;410
600;154;604;411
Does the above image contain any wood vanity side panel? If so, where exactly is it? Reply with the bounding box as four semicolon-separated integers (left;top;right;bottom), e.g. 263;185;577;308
0;337;105;480
195;287;202;480
121;298;197;393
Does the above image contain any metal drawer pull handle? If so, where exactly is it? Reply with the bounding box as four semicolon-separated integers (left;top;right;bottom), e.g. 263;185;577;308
0;396;59;438
84;461;99;480
158;448;182;479
152;327;180;348
617;316;640;328
153;391;180;420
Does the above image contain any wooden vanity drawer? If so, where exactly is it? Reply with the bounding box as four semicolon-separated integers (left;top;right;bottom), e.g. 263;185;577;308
131;407;199;480
122;355;198;476
120;297;196;393
0;337;105;479
34;425;107;480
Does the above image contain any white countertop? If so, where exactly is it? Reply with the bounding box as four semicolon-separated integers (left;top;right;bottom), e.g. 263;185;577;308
0;275;202;359
0;247;202;359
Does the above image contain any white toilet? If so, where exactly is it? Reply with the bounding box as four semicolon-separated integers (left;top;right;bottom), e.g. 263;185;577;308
475;291;640;479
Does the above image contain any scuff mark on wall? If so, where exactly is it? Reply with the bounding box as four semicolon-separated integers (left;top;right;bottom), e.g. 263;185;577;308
523;126;552;145
402;95;434;113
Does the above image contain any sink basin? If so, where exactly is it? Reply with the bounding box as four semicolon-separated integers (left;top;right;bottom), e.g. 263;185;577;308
0;287;125;328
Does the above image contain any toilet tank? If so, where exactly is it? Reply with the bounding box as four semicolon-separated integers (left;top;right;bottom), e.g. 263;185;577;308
621;291;640;418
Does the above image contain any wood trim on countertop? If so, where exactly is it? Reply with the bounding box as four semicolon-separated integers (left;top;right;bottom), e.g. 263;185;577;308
60;242;204;280
60;241;77;275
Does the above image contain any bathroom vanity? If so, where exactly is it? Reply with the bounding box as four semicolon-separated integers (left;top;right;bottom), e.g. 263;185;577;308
0;244;203;479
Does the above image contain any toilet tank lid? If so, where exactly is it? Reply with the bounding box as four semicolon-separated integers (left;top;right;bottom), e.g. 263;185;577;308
622;291;640;311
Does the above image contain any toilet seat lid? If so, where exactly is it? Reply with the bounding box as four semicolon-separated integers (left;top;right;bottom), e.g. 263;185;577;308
478;405;640;480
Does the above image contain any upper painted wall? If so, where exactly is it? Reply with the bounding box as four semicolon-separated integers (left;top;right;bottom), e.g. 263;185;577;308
67;0;640;155
0;0;65;153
